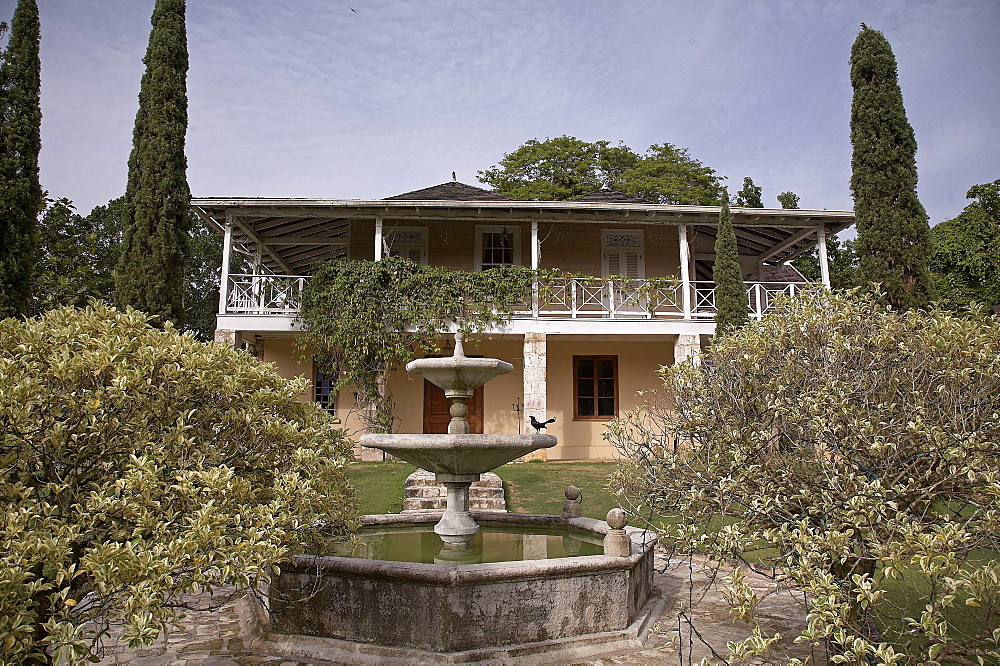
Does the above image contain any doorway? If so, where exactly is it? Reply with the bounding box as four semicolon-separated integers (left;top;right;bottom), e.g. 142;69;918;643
423;380;484;434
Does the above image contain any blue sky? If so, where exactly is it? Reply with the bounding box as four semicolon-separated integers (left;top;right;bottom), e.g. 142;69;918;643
5;0;999;227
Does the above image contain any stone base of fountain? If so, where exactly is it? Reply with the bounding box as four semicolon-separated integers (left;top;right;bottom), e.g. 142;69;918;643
403;469;505;513
255;512;661;664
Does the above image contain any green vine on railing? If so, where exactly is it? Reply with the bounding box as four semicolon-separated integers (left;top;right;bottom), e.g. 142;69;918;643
297;258;549;432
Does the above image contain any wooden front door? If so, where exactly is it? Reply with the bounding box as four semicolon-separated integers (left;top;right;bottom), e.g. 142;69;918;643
423;380;484;434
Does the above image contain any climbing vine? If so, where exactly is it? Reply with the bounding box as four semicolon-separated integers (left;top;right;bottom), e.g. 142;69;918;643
298;258;539;432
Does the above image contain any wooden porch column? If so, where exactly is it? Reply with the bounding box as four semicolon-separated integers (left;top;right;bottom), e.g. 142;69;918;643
217;212;234;315
817;224;831;288
374;215;384;261
531;220;540;316
678;224;692;318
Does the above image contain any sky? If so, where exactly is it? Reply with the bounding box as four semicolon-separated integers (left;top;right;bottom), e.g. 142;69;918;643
4;0;999;228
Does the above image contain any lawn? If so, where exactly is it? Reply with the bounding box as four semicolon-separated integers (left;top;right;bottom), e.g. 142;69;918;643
346;460;621;520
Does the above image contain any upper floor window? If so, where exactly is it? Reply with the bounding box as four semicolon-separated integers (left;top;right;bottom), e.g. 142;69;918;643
385;227;428;264
601;229;644;279
475;225;521;271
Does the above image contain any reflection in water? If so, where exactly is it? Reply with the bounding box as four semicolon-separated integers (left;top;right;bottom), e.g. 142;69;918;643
333;526;603;565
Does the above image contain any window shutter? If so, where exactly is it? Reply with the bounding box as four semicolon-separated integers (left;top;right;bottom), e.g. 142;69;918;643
607;251;622;276
624;250;640;279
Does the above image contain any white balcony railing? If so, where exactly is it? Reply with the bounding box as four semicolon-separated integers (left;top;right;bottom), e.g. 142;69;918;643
223;274;806;321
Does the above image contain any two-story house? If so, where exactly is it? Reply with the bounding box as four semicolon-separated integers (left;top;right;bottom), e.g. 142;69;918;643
192;181;853;460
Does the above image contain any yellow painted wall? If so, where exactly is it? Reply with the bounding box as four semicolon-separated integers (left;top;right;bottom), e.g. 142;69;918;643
543;338;674;460
260;334;676;461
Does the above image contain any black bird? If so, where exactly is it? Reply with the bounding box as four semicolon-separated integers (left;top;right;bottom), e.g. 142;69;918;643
529;415;556;433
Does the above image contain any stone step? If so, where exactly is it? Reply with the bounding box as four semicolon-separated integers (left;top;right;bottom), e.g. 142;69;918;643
401;469;506;513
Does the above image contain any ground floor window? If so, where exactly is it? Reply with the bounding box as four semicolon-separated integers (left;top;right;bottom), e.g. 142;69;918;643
573;355;618;419
314;365;338;415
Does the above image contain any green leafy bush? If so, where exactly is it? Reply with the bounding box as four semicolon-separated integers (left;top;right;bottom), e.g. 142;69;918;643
608;290;1000;663
0;303;357;662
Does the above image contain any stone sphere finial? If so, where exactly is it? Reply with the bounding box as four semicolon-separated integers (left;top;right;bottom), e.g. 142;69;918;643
606;508;627;530
565;485;581;501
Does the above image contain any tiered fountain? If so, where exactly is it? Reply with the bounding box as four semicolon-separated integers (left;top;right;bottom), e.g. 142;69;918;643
253;334;662;664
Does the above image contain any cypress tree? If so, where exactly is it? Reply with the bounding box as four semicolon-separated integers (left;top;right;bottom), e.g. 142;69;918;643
0;0;42;319
849;24;932;310
115;0;191;325
713;191;749;336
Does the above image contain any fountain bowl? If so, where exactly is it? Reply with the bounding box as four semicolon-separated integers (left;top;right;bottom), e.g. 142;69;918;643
405;355;513;399
252;512;661;664
359;433;556;477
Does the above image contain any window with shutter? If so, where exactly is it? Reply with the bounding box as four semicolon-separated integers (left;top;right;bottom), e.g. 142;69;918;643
385;227;428;265
601;230;644;278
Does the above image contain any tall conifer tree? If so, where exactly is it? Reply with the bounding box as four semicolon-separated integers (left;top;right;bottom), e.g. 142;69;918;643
849;24;932;310
713;192;748;336
0;0;42;319
115;0;191;325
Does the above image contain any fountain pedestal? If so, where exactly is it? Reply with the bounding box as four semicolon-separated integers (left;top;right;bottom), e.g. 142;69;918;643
434;472;481;542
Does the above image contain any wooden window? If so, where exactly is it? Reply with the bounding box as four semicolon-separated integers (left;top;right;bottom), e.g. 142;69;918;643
475;225;521;271
573;355;618;420
314;364;337;415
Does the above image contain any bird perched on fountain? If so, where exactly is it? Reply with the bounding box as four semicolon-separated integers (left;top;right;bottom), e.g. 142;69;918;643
529;415;556;433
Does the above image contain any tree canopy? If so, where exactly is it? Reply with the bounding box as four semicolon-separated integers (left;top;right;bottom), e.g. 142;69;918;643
929;179;1000;313
0;0;42;319
733;176;763;208
0;303;357;662
115;0;191;326
477;136;723;204
850;24;932;310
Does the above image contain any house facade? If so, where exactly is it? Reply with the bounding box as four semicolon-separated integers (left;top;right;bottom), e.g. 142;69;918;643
193;181;853;460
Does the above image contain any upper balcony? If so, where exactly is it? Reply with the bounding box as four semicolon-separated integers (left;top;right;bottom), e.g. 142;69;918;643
193;190;853;336
222;272;808;329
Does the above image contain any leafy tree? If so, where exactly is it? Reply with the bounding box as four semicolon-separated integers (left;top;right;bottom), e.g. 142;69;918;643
929;179;1000;312
608;290;1000;663
733;176;763;208
115;0;191;326
792;234;860;291
712;193;748;336
615;143;723;205
477;136;608;200
33;198;118;312
0;0;42;319
0;303;357;662
34;194;221;340
850;24;933;310
777;191;800;209
478;137;723;204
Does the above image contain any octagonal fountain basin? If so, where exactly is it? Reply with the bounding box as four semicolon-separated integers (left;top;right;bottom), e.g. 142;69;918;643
251;512;663;665
359;433;556;476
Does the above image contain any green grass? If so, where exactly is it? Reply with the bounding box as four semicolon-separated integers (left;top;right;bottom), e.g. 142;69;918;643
493;461;620;519
345;460;620;519
346;461;417;514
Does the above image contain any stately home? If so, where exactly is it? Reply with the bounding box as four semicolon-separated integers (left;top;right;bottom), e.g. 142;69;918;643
193;181;853;460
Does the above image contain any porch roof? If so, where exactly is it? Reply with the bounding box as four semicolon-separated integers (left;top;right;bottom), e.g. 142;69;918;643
191;195;854;275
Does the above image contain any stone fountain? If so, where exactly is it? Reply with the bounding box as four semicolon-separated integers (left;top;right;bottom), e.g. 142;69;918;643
252;333;662;664
361;333;555;544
